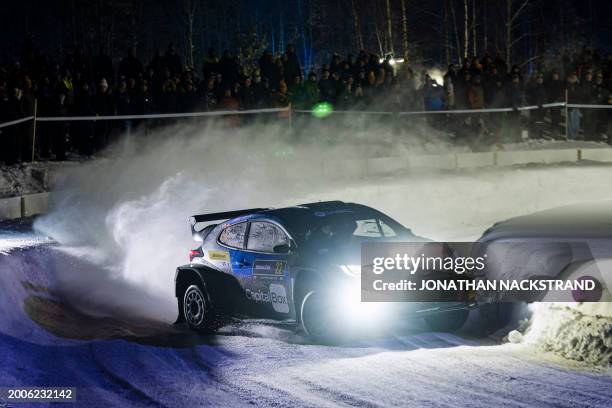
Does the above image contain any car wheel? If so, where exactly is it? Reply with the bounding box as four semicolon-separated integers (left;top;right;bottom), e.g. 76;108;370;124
300;290;337;343
183;284;215;332
424;309;469;333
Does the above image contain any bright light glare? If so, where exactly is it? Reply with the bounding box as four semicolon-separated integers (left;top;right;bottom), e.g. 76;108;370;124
338;279;386;324
427;68;445;86
341;264;361;277
312;102;334;118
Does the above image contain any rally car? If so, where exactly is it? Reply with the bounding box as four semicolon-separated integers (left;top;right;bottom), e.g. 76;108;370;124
470;201;612;331
175;201;475;341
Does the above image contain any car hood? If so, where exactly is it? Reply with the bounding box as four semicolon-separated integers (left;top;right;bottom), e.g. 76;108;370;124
479;201;612;242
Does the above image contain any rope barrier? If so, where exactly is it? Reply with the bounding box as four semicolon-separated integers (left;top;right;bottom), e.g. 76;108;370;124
0;102;609;129
566;104;612;109
36;106;290;122
0;116;34;129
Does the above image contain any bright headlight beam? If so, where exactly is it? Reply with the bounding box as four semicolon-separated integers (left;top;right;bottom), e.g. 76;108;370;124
341;264;361;277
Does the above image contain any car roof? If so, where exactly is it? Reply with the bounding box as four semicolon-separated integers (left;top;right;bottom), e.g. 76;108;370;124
237;201;371;221
224;201;406;239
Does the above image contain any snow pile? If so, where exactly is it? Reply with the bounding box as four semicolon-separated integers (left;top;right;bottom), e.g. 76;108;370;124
525;303;612;366
0;161;84;198
0;163;48;197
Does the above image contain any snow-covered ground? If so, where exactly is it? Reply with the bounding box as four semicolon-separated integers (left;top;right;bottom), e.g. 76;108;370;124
0;138;608;198
2;121;612;406
0;240;611;407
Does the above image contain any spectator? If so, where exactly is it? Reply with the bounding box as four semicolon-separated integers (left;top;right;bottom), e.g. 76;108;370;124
546;70;565;136
164;45;183;77
566;73;581;139
594;72;609;140
580;70;598;139
72;82;94;155
238;77;256;109
93;47;114;85
283;44;302;85
318;70;335;103
118;47;143;83
92;78;114;148
178;80;200;113
301;72;320;109
525;73;547;138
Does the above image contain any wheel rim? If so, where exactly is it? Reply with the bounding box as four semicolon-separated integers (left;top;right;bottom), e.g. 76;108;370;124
185;288;206;327
300;291;331;339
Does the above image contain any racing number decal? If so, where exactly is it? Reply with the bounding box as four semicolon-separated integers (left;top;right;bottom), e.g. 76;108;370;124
252;260;286;279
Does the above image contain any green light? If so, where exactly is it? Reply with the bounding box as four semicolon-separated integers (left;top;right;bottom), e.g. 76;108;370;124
312;102;334;118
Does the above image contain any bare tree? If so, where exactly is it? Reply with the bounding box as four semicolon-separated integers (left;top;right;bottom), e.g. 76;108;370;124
472;0;477;56
444;0;451;66
350;0;364;50
463;0;469;59
505;0;531;69
483;2;488;52
400;0;408;61
182;0;198;68
385;0;394;53
451;0;462;64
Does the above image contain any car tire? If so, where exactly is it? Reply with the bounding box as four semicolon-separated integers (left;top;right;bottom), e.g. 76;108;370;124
424;309;469;333
183;284;216;332
299;290;338;344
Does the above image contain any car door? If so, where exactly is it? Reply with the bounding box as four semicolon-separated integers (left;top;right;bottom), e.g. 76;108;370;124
241;220;292;317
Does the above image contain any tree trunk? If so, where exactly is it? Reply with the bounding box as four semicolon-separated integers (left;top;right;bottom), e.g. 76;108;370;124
472;0;477;56
444;0;450;66
350;0;364;51
451;0;461;64
400;0;408;62
184;0;197;69
385;0;394;53
505;0;512;70
463;0;469;60
483;2;488;52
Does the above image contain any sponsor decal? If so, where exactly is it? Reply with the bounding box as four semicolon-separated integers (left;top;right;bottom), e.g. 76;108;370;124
245;284;289;313
208;250;230;262
269;283;290;313
253;260;286;278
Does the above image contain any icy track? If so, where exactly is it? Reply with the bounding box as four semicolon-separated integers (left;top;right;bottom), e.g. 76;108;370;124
2;162;612;407
1;244;612;407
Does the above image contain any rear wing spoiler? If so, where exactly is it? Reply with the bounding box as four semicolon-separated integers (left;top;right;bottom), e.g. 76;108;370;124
188;208;269;240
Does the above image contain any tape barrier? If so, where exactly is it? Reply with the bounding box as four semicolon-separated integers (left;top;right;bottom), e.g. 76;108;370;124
0;102;609;128
296;102;574;116
0;116;34;129
566;104;612;109
295;109;395;115
35;106;290;122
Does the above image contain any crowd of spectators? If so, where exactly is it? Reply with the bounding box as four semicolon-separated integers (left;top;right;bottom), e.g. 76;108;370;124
1;37;611;164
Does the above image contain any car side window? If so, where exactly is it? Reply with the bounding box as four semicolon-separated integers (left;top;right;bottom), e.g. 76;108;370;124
379;219;397;237
219;222;247;249
353;219;382;237
247;221;289;253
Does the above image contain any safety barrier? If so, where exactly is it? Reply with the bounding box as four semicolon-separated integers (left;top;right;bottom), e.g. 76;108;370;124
0;192;49;220
0;101;609;164
0;104;292;162
3;146;612;220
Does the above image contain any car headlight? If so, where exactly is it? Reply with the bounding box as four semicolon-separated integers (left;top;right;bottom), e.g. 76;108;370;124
341;264;361;277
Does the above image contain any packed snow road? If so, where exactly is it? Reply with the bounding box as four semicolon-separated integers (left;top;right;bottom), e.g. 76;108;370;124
1;223;611;407
5;159;612;406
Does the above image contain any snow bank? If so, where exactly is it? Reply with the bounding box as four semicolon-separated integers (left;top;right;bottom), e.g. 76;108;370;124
526;303;612;366
0;161;84;198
